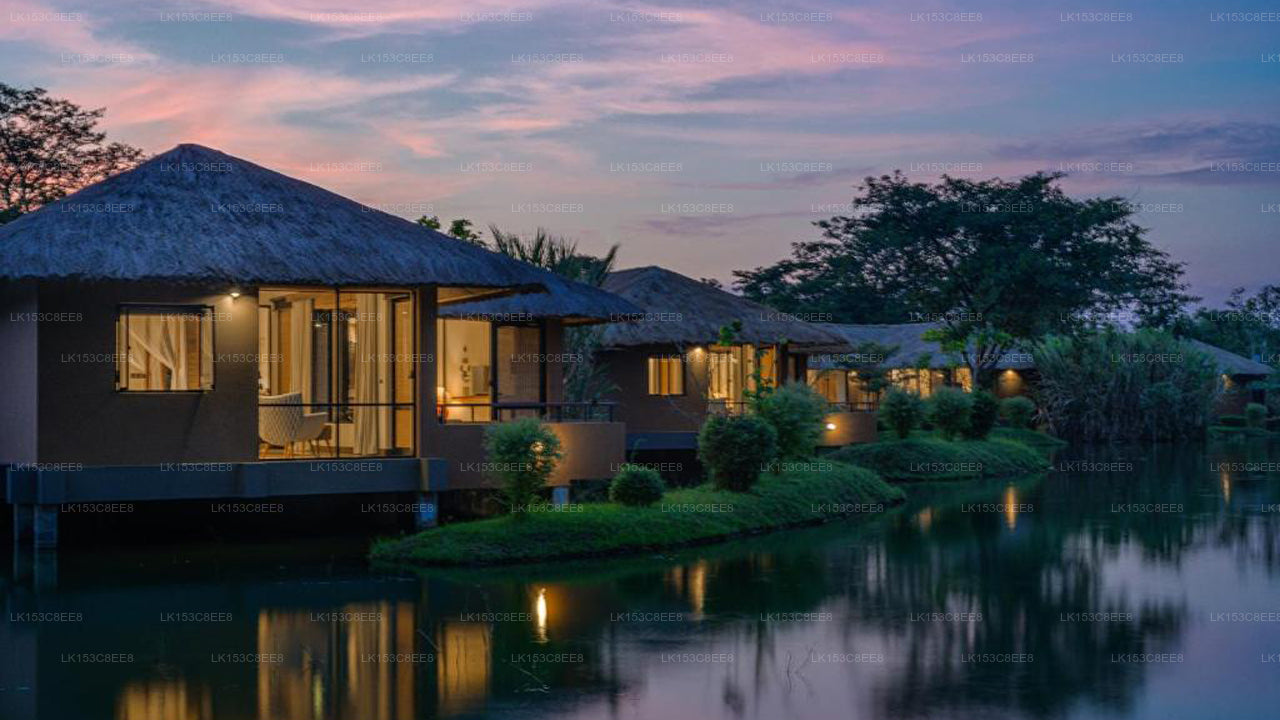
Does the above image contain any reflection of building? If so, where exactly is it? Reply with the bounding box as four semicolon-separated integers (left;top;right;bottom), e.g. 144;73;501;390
666;561;709;619
116;679;213;720
255;601;418;720
436;622;491;717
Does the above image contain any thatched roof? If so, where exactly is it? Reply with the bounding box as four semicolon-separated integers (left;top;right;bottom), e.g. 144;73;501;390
1185;339;1275;376
810;324;1273;377
809;322;1036;370
597;266;848;347
437;272;642;325
0;144;560;291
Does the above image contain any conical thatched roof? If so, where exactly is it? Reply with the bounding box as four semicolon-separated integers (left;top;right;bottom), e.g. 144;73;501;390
0;144;561;290
1185;339;1275;376
597;266;848;347
809;322;1036;370
438;271;642;325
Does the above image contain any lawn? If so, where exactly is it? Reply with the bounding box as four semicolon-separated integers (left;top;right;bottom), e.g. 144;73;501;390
371;462;903;566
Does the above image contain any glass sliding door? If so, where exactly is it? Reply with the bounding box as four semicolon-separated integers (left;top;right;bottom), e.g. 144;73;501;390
257;288;416;459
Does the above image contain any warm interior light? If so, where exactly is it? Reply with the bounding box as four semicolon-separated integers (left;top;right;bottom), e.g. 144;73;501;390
825;422;837;431
228;289;241;299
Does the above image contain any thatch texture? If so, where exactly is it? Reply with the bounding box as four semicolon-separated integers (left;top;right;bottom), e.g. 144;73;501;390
597;266;848;347
1184;339;1275;376
437;272;642;324
0;144;563;290
809;322;1037;370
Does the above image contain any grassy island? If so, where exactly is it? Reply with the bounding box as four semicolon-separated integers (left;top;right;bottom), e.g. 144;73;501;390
371;462;903;567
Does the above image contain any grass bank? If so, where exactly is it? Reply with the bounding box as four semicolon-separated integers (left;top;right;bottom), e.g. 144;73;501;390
828;434;1050;482
371;462;903;566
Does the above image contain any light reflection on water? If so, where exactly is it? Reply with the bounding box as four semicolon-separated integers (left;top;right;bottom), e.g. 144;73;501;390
3;440;1280;720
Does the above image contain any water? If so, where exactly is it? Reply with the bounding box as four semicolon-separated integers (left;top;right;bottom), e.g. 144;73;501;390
4;440;1280;720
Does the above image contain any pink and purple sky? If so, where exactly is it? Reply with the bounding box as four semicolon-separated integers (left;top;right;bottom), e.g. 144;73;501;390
3;0;1277;304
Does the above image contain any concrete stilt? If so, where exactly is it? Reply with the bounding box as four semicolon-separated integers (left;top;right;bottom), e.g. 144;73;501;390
414;492;438;530
551;487;569;507
13;504;34;546
33;549;58;590
33;505;59;550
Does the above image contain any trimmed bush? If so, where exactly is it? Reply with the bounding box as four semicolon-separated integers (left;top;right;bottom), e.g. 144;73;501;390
484;418;563;518
965;390;1000;440
880;388;924;439
1000;396;1036;429
609;465;665;507
755;382;829;460
1246;403;1268;429
698;414;777;492
927;387;972;440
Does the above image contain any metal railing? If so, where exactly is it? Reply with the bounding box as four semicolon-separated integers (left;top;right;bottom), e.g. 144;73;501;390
438;401;617;424
825;400;879;412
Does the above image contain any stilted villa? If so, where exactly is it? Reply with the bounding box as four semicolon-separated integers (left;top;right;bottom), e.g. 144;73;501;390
0;144;639;547
595;266;880;456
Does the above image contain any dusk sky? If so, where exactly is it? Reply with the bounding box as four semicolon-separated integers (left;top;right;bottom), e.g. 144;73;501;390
3;0;1277;305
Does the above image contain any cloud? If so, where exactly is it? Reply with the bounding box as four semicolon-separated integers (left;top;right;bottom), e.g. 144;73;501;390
994;120;1280;186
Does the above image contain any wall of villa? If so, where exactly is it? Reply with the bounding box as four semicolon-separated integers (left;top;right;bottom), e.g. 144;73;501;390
0;281;39;465
423;318;626;489
34;280;259;465
602;344;713;434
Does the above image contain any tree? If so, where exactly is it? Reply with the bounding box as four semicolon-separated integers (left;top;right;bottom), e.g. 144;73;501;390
487;225;621;405
0;83;145;223
735;172;1194;385
416;215;485;246
1172;285;1280;369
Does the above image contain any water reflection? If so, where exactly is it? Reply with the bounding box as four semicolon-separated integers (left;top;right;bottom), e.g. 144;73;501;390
2;440;1279;719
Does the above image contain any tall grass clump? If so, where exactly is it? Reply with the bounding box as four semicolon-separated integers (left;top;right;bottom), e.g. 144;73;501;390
1033;330;1217;442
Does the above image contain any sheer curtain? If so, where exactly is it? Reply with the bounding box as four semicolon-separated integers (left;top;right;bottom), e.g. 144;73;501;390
289;299;314;404
353;294;391;455
128;315;186;389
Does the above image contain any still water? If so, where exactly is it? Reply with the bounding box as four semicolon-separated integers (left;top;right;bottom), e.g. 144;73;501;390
4;440;1280;720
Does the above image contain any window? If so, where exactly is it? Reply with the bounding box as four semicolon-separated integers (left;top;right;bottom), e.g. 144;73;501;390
436;318;546;422
647;355;685;395
258;288;416;459
116;306;214;391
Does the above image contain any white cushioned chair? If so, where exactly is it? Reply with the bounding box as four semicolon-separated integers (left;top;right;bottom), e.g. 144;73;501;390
259;392;328;457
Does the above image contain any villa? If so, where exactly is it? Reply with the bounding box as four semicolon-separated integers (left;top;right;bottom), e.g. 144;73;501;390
595;266;880;457
0;144;638;547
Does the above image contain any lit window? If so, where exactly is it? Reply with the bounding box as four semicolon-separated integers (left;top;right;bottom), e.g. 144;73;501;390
116;306;214;391
647;355;685;395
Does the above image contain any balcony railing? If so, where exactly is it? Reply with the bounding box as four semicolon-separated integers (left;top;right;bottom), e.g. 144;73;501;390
825;400;879;412
708;399;878;416
438;401;617;424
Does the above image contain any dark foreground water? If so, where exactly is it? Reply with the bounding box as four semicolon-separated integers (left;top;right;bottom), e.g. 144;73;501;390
4;440;1280;720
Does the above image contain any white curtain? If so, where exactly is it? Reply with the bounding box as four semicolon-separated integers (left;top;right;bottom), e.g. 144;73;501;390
353;294;391;455
129;315;186;389
289;299;314;404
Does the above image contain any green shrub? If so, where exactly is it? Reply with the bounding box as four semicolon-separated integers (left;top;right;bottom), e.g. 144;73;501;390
879;388;923;439
1245;403;1268;429
483;418;563;518
965;390;1000;440
697;414;778;492
927;387;972;440
755;382;828;459
1000;396;1036;428
1216;414;1246;428
609;465;665;506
